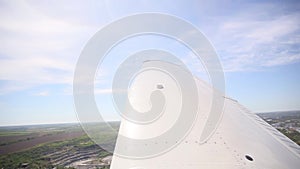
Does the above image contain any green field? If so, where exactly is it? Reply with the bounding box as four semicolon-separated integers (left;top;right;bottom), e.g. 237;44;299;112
0;123;119;169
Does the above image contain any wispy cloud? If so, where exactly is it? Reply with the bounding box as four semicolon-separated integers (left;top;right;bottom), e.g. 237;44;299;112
210;2;300;72
0;0;108;94
0;0;299;96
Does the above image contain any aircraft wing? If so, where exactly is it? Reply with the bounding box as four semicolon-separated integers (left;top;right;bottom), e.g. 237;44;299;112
110;61;300;169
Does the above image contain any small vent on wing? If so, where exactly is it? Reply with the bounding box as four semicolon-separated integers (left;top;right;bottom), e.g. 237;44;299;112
245;154;254;162
156;84;164;89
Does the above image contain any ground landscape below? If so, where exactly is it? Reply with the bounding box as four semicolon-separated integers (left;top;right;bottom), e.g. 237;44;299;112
0;111;299;169
0;122;119;169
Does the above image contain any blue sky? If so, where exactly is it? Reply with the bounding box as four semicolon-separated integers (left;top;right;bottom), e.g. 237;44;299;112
0;0;300;126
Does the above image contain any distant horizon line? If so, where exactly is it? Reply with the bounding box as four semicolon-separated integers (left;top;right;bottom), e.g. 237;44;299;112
0;109;299;127
255;109;300;114
0;120;121;127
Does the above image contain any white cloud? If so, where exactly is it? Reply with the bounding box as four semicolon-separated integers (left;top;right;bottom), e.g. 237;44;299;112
0;0;110;94
202;2;300;72
178;7;300;73
33;91;49;96
221;14;299;44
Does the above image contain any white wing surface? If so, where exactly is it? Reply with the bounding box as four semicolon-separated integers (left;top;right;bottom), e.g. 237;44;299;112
110;61;300;169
